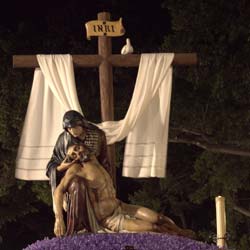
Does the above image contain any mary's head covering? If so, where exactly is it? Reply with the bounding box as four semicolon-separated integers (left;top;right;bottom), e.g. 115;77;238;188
62;110;91;130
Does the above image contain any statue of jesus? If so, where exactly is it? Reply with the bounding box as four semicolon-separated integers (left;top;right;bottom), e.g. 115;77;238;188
53;143;195;239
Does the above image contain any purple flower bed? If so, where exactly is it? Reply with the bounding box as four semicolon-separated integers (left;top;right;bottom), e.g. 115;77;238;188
24;233;219;250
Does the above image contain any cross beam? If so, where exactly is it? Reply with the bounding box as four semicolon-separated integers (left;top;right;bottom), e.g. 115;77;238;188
13;53;197;68
13;12;197;185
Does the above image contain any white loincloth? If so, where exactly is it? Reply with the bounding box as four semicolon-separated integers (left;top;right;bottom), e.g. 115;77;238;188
101;206;126;232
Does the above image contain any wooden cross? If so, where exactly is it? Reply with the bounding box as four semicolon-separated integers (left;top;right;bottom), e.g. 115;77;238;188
13;12;197;185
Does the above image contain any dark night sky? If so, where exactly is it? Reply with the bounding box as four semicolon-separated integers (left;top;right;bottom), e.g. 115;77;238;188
0;0;171;50
0;0;168;23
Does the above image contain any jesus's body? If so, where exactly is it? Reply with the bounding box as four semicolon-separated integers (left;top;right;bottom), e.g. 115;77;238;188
53;144;194;238
66;147;119;222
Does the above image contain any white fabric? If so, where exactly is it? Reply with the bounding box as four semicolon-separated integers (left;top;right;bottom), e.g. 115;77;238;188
15;53;173;180
15;55;82;180
98;53;173;177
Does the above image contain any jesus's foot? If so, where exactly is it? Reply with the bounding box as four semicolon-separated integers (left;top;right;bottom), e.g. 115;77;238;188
160;223;196;239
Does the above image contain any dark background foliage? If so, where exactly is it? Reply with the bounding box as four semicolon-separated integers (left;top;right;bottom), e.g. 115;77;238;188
0;0;250;249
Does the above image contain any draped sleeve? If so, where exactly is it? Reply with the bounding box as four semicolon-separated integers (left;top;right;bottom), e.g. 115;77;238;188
46;131;76;188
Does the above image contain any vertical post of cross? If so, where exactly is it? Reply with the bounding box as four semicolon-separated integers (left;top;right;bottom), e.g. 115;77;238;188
98;12;116;185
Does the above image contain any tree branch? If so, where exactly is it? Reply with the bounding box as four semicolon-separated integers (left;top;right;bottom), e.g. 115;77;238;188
169;127;250;157
233;205;250;218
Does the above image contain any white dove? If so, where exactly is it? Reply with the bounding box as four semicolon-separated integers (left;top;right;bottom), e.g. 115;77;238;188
121;38;134;55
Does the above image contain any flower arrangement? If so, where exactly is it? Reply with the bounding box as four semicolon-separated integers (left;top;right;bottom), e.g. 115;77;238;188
24;233;218;250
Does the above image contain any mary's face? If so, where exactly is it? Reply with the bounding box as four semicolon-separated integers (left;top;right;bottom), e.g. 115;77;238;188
68;125;84;138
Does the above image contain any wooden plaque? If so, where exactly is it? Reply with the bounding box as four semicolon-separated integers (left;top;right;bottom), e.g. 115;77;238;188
85;18;125;40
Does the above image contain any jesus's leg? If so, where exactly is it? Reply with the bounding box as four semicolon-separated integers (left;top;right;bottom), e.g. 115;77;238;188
121;216;180;235
120;202;195;237
122;218;156;232
120;202;173;224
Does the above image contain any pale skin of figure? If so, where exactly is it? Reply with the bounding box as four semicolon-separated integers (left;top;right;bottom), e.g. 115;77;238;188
53;126;194;238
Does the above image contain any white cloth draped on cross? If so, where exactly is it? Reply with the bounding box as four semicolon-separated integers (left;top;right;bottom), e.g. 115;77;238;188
15;53;173;180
